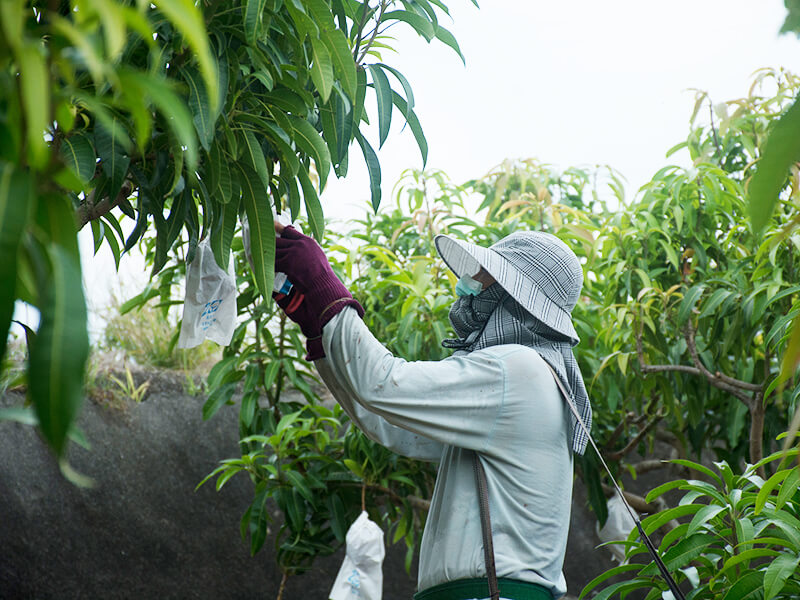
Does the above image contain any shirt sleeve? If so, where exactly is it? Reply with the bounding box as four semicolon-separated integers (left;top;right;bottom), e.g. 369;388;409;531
316;358;443;461
319;307;507;454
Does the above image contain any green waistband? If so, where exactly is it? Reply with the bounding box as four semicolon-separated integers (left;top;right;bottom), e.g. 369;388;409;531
413;578;553;600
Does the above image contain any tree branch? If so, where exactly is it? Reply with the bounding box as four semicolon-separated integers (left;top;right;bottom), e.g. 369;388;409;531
76;182;133;230
352;1;372;62
601;484;659;514
607;413;663;461
683;321;762;394
604;412;634;451
356;0;388;64
631;459;669;476
368;483;431;512
635;321;758;407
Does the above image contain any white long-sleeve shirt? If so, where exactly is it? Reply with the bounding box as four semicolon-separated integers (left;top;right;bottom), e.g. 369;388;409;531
318;308;573;597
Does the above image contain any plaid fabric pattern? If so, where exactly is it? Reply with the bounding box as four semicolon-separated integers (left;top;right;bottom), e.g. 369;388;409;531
435;232;584;344
436;232;592;455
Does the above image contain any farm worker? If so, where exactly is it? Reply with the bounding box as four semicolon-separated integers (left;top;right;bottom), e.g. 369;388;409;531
273;223;591;600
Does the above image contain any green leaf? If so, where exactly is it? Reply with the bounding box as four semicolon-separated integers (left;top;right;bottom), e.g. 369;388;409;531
763;554;800;600
355;131;381;211
343;458;363;477
668;458;723;486
29;242;89;457
645;478;684;503
288;116;331;191
285;470;315;504
328;493;347;542
735;517;755;551
383;10;435;41
677;283;705;325
240;129;271;189
687;503;726;535
353;65;368;128
297;167;324;241
761;507;800;550
59;133;96;183
0;164;31;364
756;469;791;515
18;42;50;169
0;0;23;52
94;118;131;203
121;70;198;171
377;63;415;116
698;288;733;319
319;100;341;168
245;0;268;44
434;24;465;64
262;121;300;176
748;95;800;234
153;0;218;113
589;580;635;600
239;164;275;298
210;196;239;270
775;466;799;510
578;563;644;600
639;533;716;576
286;0;319;39
321;29;356;99
309;37;334;102
721;571;763;600
368;64;393;148
390;90;427;166
202;381;237;420
640;504;703;536
183;68;215;152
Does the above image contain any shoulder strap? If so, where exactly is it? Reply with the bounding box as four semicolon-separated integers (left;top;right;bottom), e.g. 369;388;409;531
542;362;687;600
473;452;500;600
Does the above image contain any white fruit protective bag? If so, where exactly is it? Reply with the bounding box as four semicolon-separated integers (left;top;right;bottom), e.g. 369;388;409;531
329;511;385;600
177;237;237;349
596;494;636;564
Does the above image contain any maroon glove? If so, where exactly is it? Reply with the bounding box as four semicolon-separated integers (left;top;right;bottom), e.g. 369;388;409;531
274;226;364;360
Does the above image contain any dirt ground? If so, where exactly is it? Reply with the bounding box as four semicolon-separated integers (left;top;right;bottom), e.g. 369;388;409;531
0;369;617;599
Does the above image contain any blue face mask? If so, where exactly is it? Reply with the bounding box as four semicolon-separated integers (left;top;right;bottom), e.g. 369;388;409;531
455;273;484;297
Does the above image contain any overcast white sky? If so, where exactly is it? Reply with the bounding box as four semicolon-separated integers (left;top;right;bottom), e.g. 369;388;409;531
12;2;799;339
323;0;800;219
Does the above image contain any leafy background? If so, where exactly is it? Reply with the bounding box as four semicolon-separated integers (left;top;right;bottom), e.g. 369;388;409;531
3;1;800;599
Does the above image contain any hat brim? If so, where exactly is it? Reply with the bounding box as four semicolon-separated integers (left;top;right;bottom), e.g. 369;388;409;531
434;234;580;344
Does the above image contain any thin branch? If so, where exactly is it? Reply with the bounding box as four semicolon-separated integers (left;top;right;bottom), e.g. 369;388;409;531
607;413;663;461
76;182;133;230
683;322;759;404
352;1;372;61
631;459;669;476
636;322;757;407
356;0;389;64
604;412;634;451
601;484;659;514
276;571;288;600
352;481;431;512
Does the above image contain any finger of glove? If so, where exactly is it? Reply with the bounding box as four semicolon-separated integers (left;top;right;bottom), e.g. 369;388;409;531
274;250;304;274
279;225;304;240
275;237;310;252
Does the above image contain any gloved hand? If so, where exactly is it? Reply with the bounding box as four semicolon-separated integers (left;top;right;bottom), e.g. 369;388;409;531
274;226;364;360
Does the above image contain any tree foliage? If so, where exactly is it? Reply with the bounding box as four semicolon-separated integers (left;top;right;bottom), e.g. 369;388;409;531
0;0;471;464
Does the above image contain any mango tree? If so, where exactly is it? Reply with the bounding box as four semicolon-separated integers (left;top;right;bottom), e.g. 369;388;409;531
0;0;472;470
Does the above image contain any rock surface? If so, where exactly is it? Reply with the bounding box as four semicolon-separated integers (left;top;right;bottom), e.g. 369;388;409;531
1;372;616;600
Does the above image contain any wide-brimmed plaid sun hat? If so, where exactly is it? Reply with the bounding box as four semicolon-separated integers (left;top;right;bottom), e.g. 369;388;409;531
434;231;583;344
